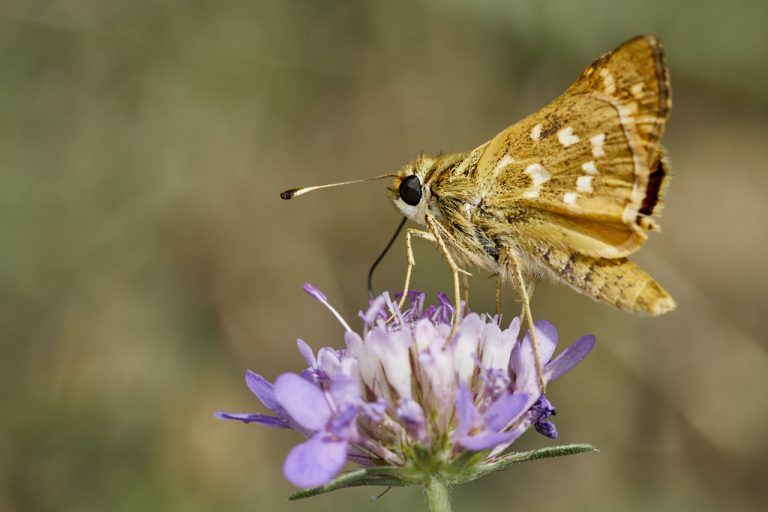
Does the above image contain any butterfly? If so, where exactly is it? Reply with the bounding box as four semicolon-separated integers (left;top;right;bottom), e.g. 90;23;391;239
283;35;674;392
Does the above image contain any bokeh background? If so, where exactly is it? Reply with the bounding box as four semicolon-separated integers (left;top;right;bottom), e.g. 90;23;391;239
2;1;767;511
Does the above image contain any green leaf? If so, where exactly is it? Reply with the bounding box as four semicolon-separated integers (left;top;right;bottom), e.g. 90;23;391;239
456;443;596;484
288;466;413;501
287;443;596;500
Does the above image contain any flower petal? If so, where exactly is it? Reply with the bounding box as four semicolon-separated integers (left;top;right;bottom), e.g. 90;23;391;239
317;347;342;376
397;398;428;443
362;399;387;422
531;320;558;363
213;411;289;428
329;374;360;410
418;344;455;415
274;373;331;430
413;318;439;352
480;367;511;400
457;429;520;452
505;315;522;337
480;322;516;371
453;383;482;440
283;434;348;488
344;330;377;390
509;321;558;393
487;396;558;457
327;405;358;441
245;370;281;412
544;335;596;382
483;316;520;371
368;324;413;399
362;294;388;325
339;356;359;380
483;392;529;432
452;314;483;383
296;339;317;368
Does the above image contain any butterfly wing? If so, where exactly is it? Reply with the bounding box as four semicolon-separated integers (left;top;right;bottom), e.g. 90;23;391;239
475;35;671;260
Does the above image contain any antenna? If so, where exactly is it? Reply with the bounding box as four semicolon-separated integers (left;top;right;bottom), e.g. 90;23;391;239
280;174;397;200
280;172;404;298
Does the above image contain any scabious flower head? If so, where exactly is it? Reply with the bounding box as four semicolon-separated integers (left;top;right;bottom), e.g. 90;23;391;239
216;284;595;489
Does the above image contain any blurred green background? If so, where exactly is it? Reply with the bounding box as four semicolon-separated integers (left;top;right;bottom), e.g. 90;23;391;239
2;1;767;511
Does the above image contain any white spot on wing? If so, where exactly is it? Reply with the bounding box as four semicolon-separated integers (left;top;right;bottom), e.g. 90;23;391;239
603;71;616;95
576;175;593;193
563;192;578;205
522;163;551;199
581;160;599;175
557;127;580;147
491;155;514;178
590;133;606;158
630;83;644;98
524;163;551;186
530;124;542;141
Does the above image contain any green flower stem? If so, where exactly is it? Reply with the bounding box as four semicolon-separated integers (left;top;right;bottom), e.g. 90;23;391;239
424;477;452;512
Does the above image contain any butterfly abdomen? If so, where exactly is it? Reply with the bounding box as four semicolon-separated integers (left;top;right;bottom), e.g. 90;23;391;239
537;245;675;315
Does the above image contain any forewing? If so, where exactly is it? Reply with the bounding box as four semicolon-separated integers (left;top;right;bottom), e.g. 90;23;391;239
475;35;671;259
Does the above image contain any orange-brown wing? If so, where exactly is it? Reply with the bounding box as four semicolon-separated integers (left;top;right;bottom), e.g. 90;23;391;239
475;35;671;259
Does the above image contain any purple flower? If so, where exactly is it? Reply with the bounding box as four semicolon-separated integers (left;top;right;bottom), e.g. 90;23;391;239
216;284;595;488
214;370;291;429
275;373;360;488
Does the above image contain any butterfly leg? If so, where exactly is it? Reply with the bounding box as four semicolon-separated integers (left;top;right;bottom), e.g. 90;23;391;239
499;247;546;395
425;216;472;339
462;273;470;309
495;276;502;316
393;228;436;314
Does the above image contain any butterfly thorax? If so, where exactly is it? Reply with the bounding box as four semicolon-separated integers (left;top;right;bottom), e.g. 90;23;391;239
391;149;523;277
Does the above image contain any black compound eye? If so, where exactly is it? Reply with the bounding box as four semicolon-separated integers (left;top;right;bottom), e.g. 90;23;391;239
398;175;422;206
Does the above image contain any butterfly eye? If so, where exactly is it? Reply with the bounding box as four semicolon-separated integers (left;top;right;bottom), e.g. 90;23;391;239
399;175;422;206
